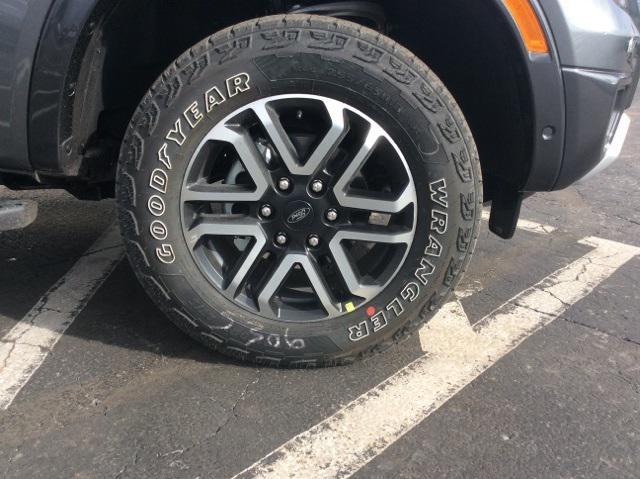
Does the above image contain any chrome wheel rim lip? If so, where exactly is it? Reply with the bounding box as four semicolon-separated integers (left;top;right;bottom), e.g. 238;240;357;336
180;94;418;322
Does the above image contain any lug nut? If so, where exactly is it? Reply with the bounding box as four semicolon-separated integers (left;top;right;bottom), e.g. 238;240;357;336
278;177;291;191
275;233;288;246
311;180;324;193
325;209;338;222
260;205;273;218
307;234;320;248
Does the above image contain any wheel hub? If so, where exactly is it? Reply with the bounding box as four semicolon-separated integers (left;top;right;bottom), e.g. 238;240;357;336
284;200;314;231
181;94;417;322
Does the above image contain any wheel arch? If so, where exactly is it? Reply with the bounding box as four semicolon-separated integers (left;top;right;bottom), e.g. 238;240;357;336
27;0;564;202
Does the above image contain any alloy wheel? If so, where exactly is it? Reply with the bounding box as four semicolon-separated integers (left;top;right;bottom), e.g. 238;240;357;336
181;94;417;321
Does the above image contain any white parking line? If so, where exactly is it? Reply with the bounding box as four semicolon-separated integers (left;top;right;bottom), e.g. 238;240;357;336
0;211;556;412
0;224;123;410
233;236;640;479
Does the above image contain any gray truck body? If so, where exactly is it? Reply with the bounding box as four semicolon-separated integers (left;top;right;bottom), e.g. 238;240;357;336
0;0;638;197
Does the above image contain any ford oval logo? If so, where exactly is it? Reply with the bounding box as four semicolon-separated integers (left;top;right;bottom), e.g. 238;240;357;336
287;207;312;224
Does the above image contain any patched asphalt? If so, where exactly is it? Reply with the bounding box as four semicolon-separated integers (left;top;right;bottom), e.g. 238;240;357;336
1;96;639;478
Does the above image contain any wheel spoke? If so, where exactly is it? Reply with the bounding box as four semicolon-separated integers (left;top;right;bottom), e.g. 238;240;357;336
257;254;341;317
252;101;299;174
304;99;348;175
224;241;267;298
253;99;348;176
333;125;416;214
182;183;255;203
301;256;343;317
185;215;265;250
329;228;413;298
184;125;270;203
186;215;267;297
339;184;416;214
334;124;382;193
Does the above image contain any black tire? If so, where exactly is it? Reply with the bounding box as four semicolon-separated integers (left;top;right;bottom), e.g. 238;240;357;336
116;14;482;367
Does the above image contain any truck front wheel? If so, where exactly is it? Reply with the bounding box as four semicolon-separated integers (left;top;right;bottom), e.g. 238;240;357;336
116;14;482;366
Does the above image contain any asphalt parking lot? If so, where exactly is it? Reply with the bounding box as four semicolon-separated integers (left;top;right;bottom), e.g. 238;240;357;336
1;94;640;479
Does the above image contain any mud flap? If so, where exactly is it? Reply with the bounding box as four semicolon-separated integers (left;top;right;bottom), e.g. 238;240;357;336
489;192;524;239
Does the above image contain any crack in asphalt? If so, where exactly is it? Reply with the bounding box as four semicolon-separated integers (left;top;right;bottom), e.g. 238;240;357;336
561;316;640;349
0;314;62;370
614;214;640;227
542;288;573;308
213;370;262;438
508;301;555;319
575;258;591;282
0;340;17;370
133;369;264;475
114;439;141;479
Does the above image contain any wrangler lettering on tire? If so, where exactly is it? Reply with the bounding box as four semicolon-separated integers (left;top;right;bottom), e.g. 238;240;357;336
116;14;482;367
